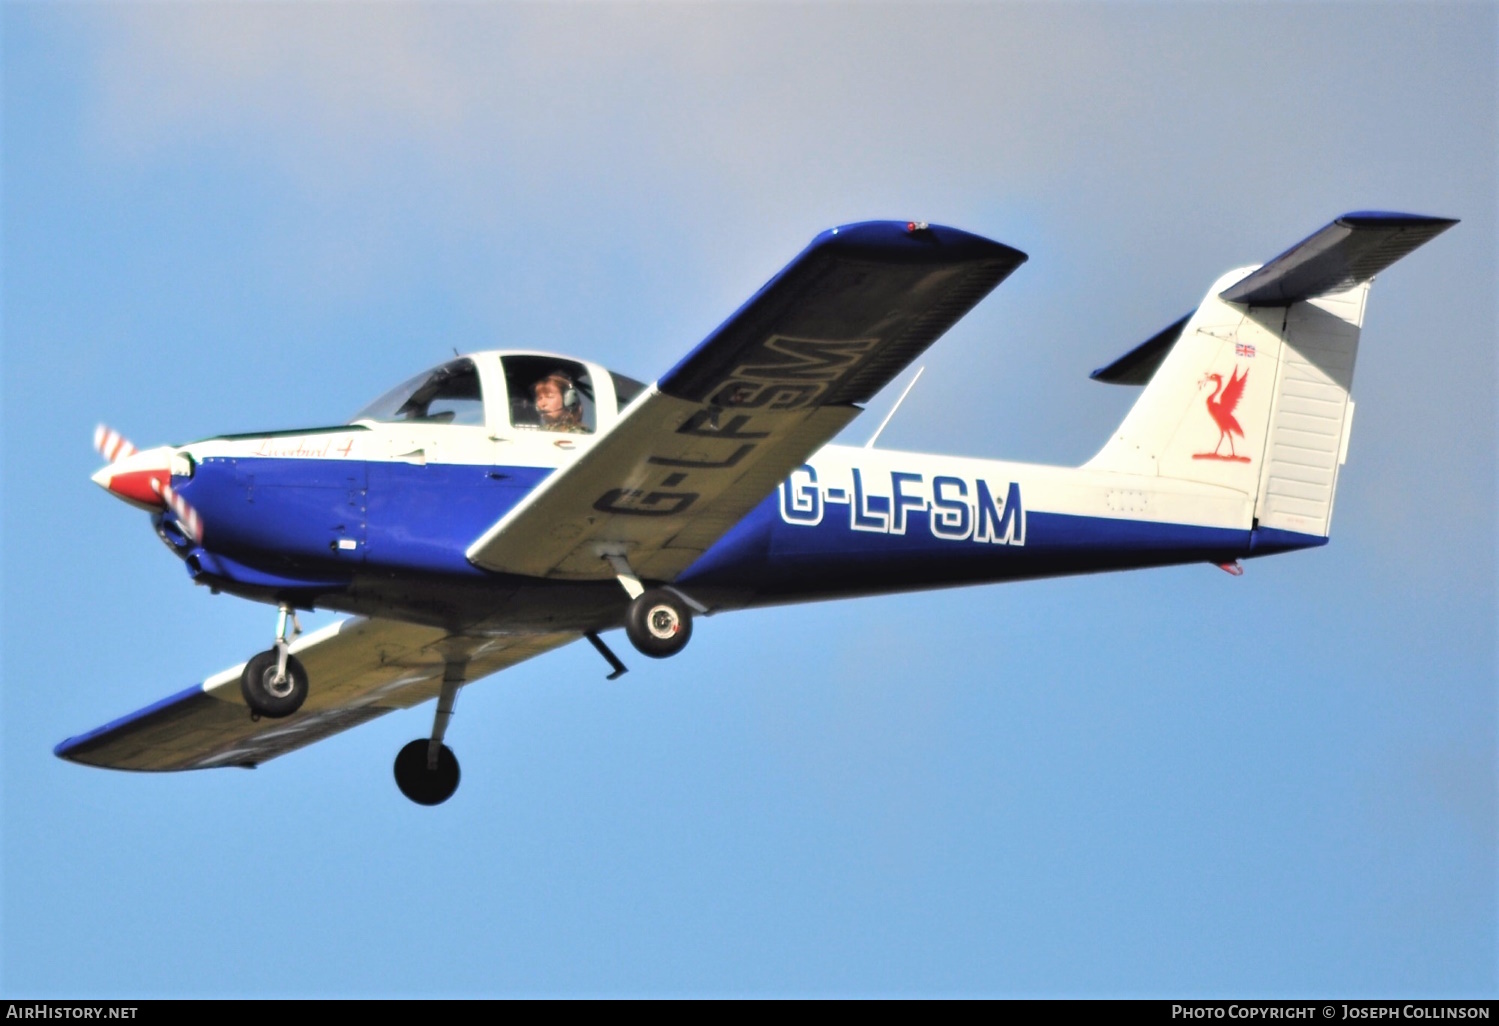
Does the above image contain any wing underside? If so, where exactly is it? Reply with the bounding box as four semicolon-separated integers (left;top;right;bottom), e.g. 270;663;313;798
56;618;577;771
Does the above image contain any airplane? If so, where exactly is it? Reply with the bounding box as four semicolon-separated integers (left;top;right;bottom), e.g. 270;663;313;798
59;213;1456;805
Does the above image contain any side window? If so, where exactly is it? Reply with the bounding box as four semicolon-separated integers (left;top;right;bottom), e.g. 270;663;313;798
502;357;596;434
610;372;647;412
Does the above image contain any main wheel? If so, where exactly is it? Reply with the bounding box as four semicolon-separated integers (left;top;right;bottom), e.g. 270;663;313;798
624;588;693;658
394;739;460;806
240;649;309;718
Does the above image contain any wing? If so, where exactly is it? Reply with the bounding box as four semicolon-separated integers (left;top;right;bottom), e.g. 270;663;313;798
55;618;577;771
467;221;1027;582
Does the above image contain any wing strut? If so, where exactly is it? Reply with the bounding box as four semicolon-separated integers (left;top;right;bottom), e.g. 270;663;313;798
865;366;925;448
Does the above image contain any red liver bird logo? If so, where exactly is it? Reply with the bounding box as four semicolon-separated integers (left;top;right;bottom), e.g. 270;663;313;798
1193;365;1251;463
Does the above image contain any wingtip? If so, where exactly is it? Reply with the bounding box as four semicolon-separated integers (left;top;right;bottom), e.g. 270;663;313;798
816;220;1028;267
1337;211;1460;229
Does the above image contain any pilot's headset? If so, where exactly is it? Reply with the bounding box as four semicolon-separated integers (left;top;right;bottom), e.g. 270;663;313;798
546;373;580;412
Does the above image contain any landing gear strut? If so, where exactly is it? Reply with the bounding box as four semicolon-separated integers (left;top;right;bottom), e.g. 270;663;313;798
394;662;464;806
241;602;308;718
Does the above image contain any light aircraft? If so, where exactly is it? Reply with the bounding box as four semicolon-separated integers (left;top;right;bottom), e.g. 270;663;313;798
61;214;1455;804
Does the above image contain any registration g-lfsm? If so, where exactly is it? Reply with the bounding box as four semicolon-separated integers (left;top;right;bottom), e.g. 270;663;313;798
63;214;1456;804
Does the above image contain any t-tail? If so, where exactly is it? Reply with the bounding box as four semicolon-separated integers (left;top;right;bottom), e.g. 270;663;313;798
1085;212;1456;543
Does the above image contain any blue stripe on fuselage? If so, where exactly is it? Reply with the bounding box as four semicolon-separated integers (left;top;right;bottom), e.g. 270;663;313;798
365;462;550;574
183;456;365;570
678;490;1321;601
180;457;551;578
174;454;1325;608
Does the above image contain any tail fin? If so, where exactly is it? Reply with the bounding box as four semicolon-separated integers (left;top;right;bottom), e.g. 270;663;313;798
1086;212;1456;538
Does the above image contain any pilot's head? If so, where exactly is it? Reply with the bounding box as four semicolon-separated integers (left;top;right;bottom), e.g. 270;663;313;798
533;373;580;426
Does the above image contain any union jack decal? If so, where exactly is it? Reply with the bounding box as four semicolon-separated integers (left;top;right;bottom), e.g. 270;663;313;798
1235;342;1256;358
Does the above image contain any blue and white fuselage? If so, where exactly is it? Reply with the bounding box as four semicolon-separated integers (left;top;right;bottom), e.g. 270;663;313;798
123;347;1321;634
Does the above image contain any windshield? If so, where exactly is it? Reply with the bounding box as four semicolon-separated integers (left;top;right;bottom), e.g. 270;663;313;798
351;359;485;425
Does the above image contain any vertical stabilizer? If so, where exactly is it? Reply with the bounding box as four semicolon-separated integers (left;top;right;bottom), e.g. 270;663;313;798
1085;267;1288;503
1086;212;1456;538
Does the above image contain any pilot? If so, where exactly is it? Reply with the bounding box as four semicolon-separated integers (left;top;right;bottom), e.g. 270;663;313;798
532;372;587;433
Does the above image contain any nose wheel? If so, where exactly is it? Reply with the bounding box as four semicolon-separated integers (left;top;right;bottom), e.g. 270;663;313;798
241;650;308;718
241;602;309;718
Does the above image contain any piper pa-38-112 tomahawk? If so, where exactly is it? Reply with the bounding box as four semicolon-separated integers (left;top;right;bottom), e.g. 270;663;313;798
62;214;1456;804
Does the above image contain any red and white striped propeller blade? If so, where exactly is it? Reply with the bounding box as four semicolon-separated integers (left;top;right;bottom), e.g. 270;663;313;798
93;424;139;463
151;478;203;544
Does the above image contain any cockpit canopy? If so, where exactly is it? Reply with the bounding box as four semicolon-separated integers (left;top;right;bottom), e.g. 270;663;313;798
353;358;486;426
351;352;646;435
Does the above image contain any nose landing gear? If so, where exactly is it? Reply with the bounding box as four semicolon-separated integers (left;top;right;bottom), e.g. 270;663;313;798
241;602;309;718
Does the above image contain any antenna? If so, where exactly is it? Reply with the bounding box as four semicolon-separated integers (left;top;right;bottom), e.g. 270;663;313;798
864;366;925;449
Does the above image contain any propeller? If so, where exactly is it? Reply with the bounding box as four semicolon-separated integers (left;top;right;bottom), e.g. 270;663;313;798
151;478;203;544
91;423;204;543
93;424;138;463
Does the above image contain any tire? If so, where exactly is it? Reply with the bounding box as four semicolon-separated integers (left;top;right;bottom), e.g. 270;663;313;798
393;739;461;806
240;649;309;718
624;588;693;658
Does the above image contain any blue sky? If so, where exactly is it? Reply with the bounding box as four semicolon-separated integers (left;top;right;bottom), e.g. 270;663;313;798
3;2;1493;997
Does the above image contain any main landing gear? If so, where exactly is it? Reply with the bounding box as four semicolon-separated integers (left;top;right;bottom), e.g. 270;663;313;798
625;588;693;658
241;602;309;719
604;553;699;660
394;662;464;806
390;559;705;805
394;739;459;806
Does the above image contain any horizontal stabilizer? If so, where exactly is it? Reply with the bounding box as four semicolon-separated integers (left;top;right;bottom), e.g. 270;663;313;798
1091;312;1191;385
1219;212;1457;306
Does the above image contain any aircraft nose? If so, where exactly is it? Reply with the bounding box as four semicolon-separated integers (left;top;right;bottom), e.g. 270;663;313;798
92;447;173;511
